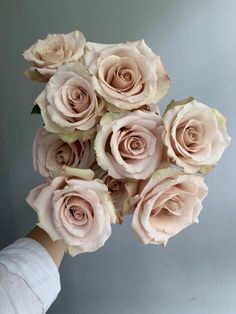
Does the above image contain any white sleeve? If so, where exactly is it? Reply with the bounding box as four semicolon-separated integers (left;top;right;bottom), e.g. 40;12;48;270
0;237;61;314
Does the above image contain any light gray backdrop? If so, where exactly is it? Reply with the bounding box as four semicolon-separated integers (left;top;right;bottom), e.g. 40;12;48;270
0;0;236;313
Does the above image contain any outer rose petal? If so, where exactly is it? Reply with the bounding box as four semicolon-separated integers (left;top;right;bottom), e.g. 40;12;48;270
26;177;65;241
53;166;95;180
83;42;114;67
127;39;170;104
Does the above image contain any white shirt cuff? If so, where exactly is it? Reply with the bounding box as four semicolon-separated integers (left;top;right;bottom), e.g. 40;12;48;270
0;237;61;313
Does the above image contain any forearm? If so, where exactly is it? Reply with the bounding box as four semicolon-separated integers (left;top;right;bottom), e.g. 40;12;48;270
27;226;65;268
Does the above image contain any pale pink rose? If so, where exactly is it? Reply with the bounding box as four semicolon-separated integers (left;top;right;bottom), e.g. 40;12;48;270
83;40;170;110
95;110;164;180
162;98;231;174
131;167;208;246
33;128;95;178
26;175;117;256
35;62;103;142
93;165;138;218
23;30;86;82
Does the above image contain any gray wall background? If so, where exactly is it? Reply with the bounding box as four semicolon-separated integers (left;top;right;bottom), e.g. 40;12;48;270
0;0;236;313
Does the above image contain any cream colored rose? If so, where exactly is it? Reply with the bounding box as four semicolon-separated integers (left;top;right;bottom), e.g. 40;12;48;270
83;40;170;110
33;128;95;178
23;30;86;82
162;98;231;174
131;168;208;246
26;175;117;256
35;62;102;143
94;110;164;180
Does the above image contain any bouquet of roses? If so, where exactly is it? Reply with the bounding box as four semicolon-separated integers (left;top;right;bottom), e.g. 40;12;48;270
23;30;231;256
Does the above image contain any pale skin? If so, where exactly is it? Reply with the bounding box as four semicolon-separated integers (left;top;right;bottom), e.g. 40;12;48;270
27;226;65;268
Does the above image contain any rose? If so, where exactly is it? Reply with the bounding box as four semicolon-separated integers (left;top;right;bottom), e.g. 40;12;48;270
93;165;138;217
26;173;117;256
131;167;208;246
23;30;86;82
94;110;164;179
162;97;231;174
33;128;96;178
83;40;170;110
35;62;103;142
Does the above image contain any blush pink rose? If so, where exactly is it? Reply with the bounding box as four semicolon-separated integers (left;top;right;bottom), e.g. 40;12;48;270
26;175;117;256
162;98;231;174
33;128;95;178
131;167;208;246
23;30;86;82
35;62;103;142
94;110;164;180
83;40;170;110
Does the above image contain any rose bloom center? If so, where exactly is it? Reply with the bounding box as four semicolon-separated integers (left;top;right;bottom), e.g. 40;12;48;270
69;206;85;221
151;197;183;217
55;144;72;165
186;127;200;142
130;137;143;150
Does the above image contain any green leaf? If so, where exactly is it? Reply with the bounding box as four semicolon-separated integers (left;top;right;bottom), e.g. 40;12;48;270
164;96;194;115
31;104;41;115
